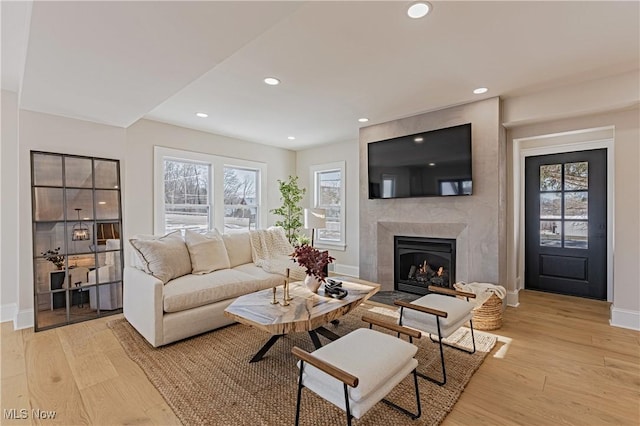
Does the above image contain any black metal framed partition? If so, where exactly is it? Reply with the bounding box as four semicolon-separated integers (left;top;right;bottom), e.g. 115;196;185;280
30;151;124;331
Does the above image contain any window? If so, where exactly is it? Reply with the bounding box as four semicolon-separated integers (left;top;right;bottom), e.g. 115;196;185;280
163;159;210;233
154;147;266;234
223;166;259;231
439;179;472;196
311;161;346;249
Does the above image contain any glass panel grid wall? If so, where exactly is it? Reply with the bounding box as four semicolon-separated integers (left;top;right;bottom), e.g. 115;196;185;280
31;151;124;331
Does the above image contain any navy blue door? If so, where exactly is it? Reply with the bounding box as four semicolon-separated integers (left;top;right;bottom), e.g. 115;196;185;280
525;149;607;300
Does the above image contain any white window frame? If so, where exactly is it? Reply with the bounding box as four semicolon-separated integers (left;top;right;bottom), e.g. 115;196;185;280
310;161;346;250
154;146;267;234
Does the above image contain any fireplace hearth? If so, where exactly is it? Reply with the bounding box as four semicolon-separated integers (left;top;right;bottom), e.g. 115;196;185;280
394;236;456;295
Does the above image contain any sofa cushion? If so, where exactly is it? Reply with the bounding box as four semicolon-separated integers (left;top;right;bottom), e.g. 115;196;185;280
184;229;231;274
129;231;192;284
223;231;253;267
163;269;259;313
233;263;285;291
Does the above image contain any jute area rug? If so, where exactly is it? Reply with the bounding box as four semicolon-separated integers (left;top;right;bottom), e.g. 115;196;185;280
108;303;496;425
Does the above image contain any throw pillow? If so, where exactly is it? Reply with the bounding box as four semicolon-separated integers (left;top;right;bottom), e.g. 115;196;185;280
129;231;192;284
184;229;231;274
222;231;253;267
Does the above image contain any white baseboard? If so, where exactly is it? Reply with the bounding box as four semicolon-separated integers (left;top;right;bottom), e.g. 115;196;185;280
1;303;17;323
610;306;640;331
331;263;359;278
506;290;520;307
15;308;34;330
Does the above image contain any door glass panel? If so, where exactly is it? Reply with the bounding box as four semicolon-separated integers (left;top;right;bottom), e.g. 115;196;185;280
65;157;93;188
33;153;62;186
564;162;588;190
564;192;588;219
565;221;588;249
540;164;562;191
540;220;562;247
540;193;561;219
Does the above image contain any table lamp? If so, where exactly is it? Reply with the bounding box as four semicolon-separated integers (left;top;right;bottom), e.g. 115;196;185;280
304;208;326;247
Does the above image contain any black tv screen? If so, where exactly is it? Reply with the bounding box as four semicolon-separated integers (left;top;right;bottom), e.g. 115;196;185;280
368;123;472;199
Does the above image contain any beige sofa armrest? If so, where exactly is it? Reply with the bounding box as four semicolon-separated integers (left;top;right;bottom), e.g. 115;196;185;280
123;267;165;347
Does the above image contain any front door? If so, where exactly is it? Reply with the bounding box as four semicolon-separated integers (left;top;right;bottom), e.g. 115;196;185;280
525;149;607;300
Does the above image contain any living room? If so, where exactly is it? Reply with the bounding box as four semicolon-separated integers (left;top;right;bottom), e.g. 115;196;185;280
2;1;639;425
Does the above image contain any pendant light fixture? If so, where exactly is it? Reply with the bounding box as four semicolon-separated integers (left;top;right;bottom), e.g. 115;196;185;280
72;208;90;241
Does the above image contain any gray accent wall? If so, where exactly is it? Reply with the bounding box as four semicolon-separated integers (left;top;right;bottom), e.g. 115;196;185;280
359;97;507;291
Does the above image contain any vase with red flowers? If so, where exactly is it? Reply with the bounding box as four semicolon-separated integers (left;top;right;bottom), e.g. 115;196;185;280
292;244;335;293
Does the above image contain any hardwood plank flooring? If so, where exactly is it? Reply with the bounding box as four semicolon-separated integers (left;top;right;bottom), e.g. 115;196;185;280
1;290;638;425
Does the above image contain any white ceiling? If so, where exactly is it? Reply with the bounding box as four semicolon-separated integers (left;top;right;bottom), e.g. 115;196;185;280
3;1;639;150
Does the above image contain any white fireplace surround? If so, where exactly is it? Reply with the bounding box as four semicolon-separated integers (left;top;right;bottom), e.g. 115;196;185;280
376;222;469;292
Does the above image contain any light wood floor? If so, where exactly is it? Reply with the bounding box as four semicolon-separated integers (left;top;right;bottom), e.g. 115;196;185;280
1;290;638;425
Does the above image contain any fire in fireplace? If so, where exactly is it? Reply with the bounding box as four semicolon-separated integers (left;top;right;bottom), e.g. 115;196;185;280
394;236;456;295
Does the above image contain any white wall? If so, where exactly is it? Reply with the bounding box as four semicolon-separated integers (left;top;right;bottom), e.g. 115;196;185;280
358;97;507;292
125;119;296;244
5;113;295;329
507;106;640;329
14;110;127;328
296;140;359;275
1;90;20;322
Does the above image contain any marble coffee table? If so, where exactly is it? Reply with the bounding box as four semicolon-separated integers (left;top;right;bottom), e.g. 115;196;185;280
224;277;380;362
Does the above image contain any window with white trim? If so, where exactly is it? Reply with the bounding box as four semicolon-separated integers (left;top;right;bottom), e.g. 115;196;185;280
154;147;267;234
163;158;211;233
223;166;260;231
311;161;346;249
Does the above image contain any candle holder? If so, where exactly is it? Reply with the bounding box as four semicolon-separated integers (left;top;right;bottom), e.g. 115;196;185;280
270;286;278;305
284;268;293;302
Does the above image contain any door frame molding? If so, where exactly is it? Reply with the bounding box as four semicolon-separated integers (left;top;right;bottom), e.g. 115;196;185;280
512;126;614;304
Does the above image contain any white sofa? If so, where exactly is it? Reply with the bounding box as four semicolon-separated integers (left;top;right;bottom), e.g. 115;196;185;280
124;229;294;347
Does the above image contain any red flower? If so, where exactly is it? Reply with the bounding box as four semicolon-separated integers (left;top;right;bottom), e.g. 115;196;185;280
292;244;335;281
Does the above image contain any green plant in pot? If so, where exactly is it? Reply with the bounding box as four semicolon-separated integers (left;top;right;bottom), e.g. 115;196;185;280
271;175;306;244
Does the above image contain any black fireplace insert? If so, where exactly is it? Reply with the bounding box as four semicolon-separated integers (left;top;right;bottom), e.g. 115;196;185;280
394;236;456;295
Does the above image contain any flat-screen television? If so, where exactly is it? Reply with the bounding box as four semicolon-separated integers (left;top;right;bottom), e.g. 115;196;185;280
368;123;472;199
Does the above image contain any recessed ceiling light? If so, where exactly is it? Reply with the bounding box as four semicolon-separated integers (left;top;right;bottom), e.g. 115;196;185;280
407;2;432;19
473;87;488;94
83;217;90;220
428;162;436;167
288;136;296;140
264;77;280;86
195;112;208;118
358;118;369;123
414;137;424;143
98;201;106;205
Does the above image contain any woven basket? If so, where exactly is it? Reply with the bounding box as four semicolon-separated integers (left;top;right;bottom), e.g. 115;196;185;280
472;293;503;330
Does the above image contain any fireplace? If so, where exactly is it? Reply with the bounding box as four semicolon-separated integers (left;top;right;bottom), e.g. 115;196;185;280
394;236;456;295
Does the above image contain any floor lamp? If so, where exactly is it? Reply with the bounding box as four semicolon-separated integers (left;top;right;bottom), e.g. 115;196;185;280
304;208;326;247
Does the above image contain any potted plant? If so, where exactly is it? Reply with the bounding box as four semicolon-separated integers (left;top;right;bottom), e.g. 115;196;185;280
292;244;335;292
271;176;306;244
42;247;65;270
